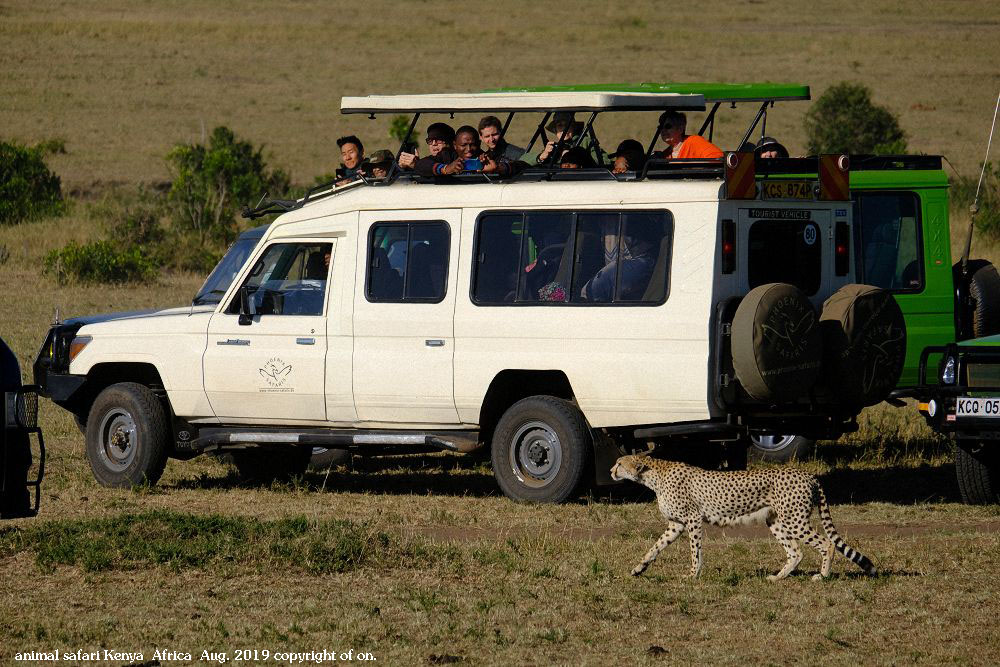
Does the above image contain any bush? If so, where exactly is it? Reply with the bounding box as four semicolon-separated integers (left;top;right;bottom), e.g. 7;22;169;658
804;82;907;155
44;240;158;284
952;161;1000;240
0;141;64;225
167;126;290;246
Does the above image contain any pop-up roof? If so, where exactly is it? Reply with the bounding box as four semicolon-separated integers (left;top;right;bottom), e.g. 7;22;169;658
340;91;706;114
488;82;810;103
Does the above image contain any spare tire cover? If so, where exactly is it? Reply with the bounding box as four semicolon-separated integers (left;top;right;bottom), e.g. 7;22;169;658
819;284;906;407
732;283;823;402
969;261;1000;338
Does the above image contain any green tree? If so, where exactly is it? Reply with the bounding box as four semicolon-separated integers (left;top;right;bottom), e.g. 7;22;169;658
804;82;907;155
0;141;64;225
389;114;419;146
166;126;290;246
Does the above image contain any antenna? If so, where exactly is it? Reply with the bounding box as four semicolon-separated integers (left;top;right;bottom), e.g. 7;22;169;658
52;307;60;326
960;90;1000;275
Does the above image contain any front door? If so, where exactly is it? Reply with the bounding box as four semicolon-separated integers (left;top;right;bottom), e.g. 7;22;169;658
203;240;334;422
353;211;460;424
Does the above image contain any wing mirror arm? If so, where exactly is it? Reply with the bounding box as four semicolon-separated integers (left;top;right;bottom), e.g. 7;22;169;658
238;286;255;326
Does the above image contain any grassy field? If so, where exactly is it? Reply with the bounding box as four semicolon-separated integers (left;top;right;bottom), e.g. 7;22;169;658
2;0;1000;191
4;1;1000;664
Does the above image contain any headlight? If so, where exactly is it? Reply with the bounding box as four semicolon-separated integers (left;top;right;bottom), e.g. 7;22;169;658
68;336;92;364
940;356;957;385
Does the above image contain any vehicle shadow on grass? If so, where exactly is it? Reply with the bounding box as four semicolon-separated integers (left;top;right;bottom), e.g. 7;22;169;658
170;452;503;497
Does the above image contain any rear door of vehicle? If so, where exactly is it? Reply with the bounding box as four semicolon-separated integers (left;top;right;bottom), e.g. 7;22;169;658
352;210;461;424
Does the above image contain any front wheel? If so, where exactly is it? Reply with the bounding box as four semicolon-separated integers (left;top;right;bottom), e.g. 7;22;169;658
491;396;591;503
748;434;815;463
955;441;1000;504
85;382;170;488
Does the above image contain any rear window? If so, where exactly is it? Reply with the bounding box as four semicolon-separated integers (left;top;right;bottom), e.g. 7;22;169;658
747;220;821;295
472;210;672;305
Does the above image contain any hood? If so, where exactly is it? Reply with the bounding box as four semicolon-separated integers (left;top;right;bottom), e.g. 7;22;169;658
66;305;215;326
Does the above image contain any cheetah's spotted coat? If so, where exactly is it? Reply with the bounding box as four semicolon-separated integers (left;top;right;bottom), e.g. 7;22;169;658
611;455;877;581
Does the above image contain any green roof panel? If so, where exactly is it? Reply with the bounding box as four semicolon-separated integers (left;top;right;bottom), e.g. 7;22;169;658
488;82;810;103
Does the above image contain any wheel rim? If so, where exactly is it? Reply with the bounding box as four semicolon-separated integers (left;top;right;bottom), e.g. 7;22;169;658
750;434;796;452
97;408;138;472
508;420;563;488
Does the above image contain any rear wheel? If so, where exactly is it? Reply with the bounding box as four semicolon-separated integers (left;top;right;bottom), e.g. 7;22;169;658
491;396;591;503
748;434;815;463
955;440;1000;504
85;382;170;488
309;447;351;469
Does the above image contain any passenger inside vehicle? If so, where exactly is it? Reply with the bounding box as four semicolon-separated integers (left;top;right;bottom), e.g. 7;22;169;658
755;137;789;159
560;146;595;169
656;111;723;159
610;139;647;174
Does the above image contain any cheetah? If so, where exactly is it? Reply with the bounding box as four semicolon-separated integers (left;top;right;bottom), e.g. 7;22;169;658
611;454;877;581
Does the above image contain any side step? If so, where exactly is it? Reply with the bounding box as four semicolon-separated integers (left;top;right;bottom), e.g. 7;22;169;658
180;427;480;454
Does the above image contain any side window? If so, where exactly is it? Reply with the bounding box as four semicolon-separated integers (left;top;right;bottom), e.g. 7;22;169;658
472;210;672;305
366;221;450;302
747;220;822;295
226;242;332;316
855;193;922;291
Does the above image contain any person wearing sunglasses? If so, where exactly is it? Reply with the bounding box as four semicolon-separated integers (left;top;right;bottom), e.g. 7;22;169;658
657;111;723;159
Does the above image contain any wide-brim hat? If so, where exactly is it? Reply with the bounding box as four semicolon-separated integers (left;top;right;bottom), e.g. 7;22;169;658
545;111;584;135
754;136;789;158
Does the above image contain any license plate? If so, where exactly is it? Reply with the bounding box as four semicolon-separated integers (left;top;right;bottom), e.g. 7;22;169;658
956;397;1000;418
762;181;814;200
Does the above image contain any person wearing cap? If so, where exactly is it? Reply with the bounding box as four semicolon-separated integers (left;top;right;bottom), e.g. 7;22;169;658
560;146;595;169
366;149;394;179
610;139;647;174
755;136;790;159
399;122;455;170
535;111;588;164
479;115;525;162
336;135;365;183
412;123;462;177
656;111;723;159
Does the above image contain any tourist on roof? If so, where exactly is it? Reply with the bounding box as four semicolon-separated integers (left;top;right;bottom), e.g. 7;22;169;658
656;111;723;159
479;115;525;162
534;112;587;164
755;136;790;159
560;146;595;169
416;125;517;178
366;150;395;179
399;122;454;170
336;135;365;183
610;139;647;174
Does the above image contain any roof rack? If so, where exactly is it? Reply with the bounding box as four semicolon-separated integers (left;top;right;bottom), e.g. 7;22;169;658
340;91;706;115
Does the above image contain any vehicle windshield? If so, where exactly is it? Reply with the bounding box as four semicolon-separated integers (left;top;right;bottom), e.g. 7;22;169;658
193;235;262;305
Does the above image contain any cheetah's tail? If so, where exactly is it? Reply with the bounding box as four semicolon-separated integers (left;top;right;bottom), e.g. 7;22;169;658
815;482;878;576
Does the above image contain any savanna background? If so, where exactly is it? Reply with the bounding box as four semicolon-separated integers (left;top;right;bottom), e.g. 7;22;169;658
2;1;1000;664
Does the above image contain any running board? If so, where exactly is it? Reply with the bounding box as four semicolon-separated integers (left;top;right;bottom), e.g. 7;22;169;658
183;427;479;453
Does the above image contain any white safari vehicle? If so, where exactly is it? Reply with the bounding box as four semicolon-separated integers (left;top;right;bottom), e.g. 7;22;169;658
34;87;906;502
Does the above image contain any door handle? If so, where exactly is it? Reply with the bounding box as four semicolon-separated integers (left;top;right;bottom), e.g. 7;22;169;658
296;337;316;345
217;339;250;346
425;339;445;347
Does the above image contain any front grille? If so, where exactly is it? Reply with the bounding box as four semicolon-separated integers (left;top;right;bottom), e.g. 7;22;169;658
966;363;1000;389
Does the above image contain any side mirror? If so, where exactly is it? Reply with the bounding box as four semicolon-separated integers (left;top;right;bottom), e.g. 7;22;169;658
238;286;256;326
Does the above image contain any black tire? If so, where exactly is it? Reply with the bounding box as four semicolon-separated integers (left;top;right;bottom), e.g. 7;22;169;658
819;284;906;407
955;440;1000;505
85;382;170;488
748;434;815;463
967;260;1000;338
491;396;591;503
731;283;823;402
230;446;312;485
309;447;351;469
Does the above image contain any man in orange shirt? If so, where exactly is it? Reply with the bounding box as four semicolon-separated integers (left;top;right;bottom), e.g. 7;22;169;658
657;111;723;159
